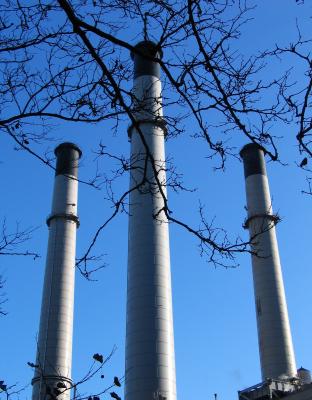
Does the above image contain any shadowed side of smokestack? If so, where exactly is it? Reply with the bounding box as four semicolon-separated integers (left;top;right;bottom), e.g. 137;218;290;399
240;143;296;381
125;41;177;400
32;142;81;400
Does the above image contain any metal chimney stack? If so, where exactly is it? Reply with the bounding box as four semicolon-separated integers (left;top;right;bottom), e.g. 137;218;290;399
32;142;81;400
240;143;297;380
125;41;177;400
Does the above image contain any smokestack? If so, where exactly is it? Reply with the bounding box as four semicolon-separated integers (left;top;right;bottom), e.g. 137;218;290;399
32;142;81;400
125;41;177;400
240;143;296;381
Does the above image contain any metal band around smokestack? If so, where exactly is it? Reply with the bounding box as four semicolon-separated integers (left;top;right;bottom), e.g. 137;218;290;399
32;142;81;400
125;41;177;400
240;143;297;381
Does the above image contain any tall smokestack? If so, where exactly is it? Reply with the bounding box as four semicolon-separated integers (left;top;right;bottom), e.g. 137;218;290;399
240;143;296;381
125;41;177;400
32;142;81;400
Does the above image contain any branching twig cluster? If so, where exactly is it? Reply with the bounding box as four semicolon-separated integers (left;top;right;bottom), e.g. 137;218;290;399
0;219;40;315
0;0;308;273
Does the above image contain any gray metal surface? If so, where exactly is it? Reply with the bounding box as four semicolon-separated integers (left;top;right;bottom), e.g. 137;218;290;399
32;143;81;400
125;42;177;400
241;144;297;380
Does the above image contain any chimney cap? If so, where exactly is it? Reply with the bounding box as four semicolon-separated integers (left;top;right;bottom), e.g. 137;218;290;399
54;142;82;158
240;143;266;177
131;41;163;60
240;142;264;159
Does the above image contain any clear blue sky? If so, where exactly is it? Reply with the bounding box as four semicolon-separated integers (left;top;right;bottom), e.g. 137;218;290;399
1;1;312;400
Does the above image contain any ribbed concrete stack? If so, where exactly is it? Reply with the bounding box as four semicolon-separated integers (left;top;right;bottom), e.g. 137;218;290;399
240;143;297;380
32;142;81;400
125;41;177;400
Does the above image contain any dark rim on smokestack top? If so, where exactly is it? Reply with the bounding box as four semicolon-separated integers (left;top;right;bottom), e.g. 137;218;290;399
240;143;266;178
54;142;82;177
54;142;82;157
131;41;163;79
